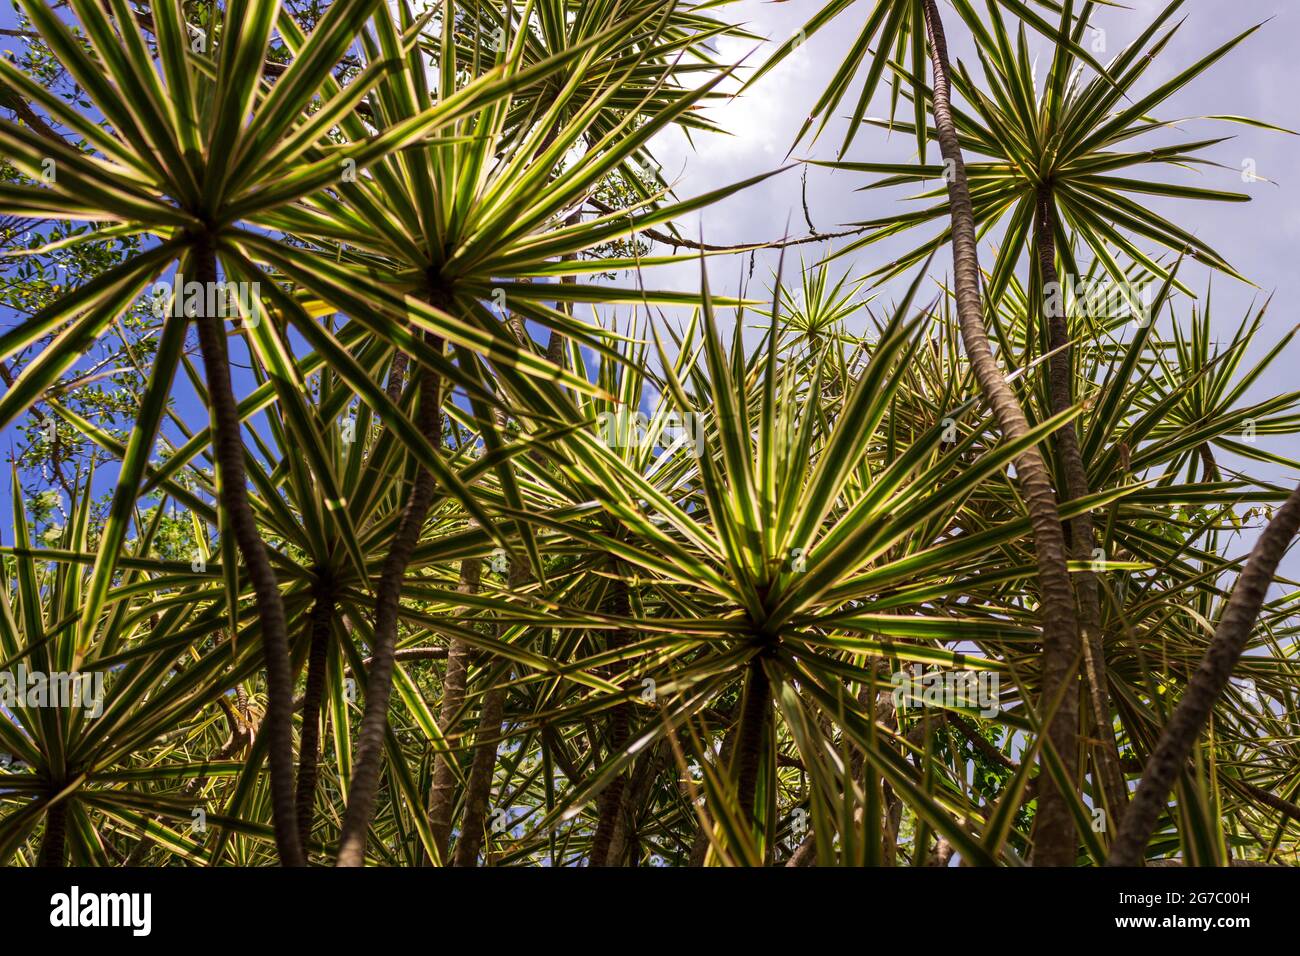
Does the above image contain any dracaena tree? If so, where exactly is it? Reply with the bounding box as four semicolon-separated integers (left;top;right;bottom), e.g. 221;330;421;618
751;0;1108;865
0;0;615;865
0;0;1297;872
816;0;1292;840
462;260;1111;864
0;470;267;866
222;0;777;863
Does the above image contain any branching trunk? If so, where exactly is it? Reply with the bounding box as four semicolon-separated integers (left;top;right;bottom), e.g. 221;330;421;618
295;586;335;858
1108;481;1300;865
1035;187;1130;830
336;322;445;867
428;557;481;862
191;242;303;867
921;0;1080;866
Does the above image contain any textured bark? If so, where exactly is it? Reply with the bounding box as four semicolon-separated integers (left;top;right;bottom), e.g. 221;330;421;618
385;350;409;405
1235;779;1300;826
1198;443;1222;482
191;242;303;866
928;837;956;868
871;677;904;866
451;684;506;866
1108;482;1300;865
606;744;665;866
0;80;62;144
451;560;523;866
589;576;632;867
336;323;445;867
428;557;481;861
543;211;582;366
921;0;1080;866
1035;187;1130;830
38;799;66;867
787;836;817;867
733;659;771;827
295;588;335;857
544;329;566;367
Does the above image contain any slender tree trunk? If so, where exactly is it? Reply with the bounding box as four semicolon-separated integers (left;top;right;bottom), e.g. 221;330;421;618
192;242;303;866
589;575;632;866
787;835;816;867
336;323;445;867
921;0;1080;866
451;681;507;866
1199;443;1221;482
1108;481;1300;865
606;743;665;866
544;328;566;366
865;671;904;866
445;308;537;867
38;799;66;867
386;350;409;405
1035;187;1130;830
295;587;335;858
928;837;956;867
451;558;523;866
543;211;582;366
733;658;771;827
428;557;481;861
